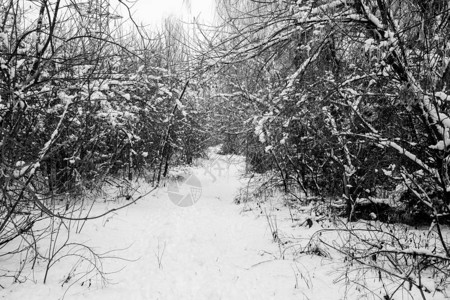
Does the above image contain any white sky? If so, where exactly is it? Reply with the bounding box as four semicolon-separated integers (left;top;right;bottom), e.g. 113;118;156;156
20;1;216;32
128;0;216;28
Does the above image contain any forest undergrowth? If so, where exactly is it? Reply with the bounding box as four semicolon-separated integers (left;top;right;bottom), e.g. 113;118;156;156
236;170;450;300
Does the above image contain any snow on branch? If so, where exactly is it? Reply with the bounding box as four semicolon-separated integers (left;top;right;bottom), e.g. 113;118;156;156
355;197;398;207
414;86;449;141
12;96;72;181
39;99;72;160
435;92;450;102
278;44;324;101
379;246;450;261
359;1;384;30
307;0;354;18
402;71;450;149
378;140;439;179
340;74;375;87
349;131;438;179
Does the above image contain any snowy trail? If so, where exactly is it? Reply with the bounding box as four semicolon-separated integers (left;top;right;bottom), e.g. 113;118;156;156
2;154;333;300
4;154;446;300
93;156;302;300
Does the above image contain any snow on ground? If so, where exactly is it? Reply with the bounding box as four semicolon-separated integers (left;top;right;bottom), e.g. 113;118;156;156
1;151;448;300
0;153;334;300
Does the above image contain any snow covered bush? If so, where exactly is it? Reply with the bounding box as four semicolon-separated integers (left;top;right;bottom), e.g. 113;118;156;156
209;0;450;224
312;221;450;299
0;1;210;287
205;0;450;295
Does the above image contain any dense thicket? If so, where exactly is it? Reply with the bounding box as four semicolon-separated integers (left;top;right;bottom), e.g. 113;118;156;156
204;0;450;227
0;1;209;282
199;1;450;295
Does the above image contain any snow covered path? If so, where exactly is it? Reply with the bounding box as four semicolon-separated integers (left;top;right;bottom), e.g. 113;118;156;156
93;159;298;300
1;154;333;300
3;155;449;300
